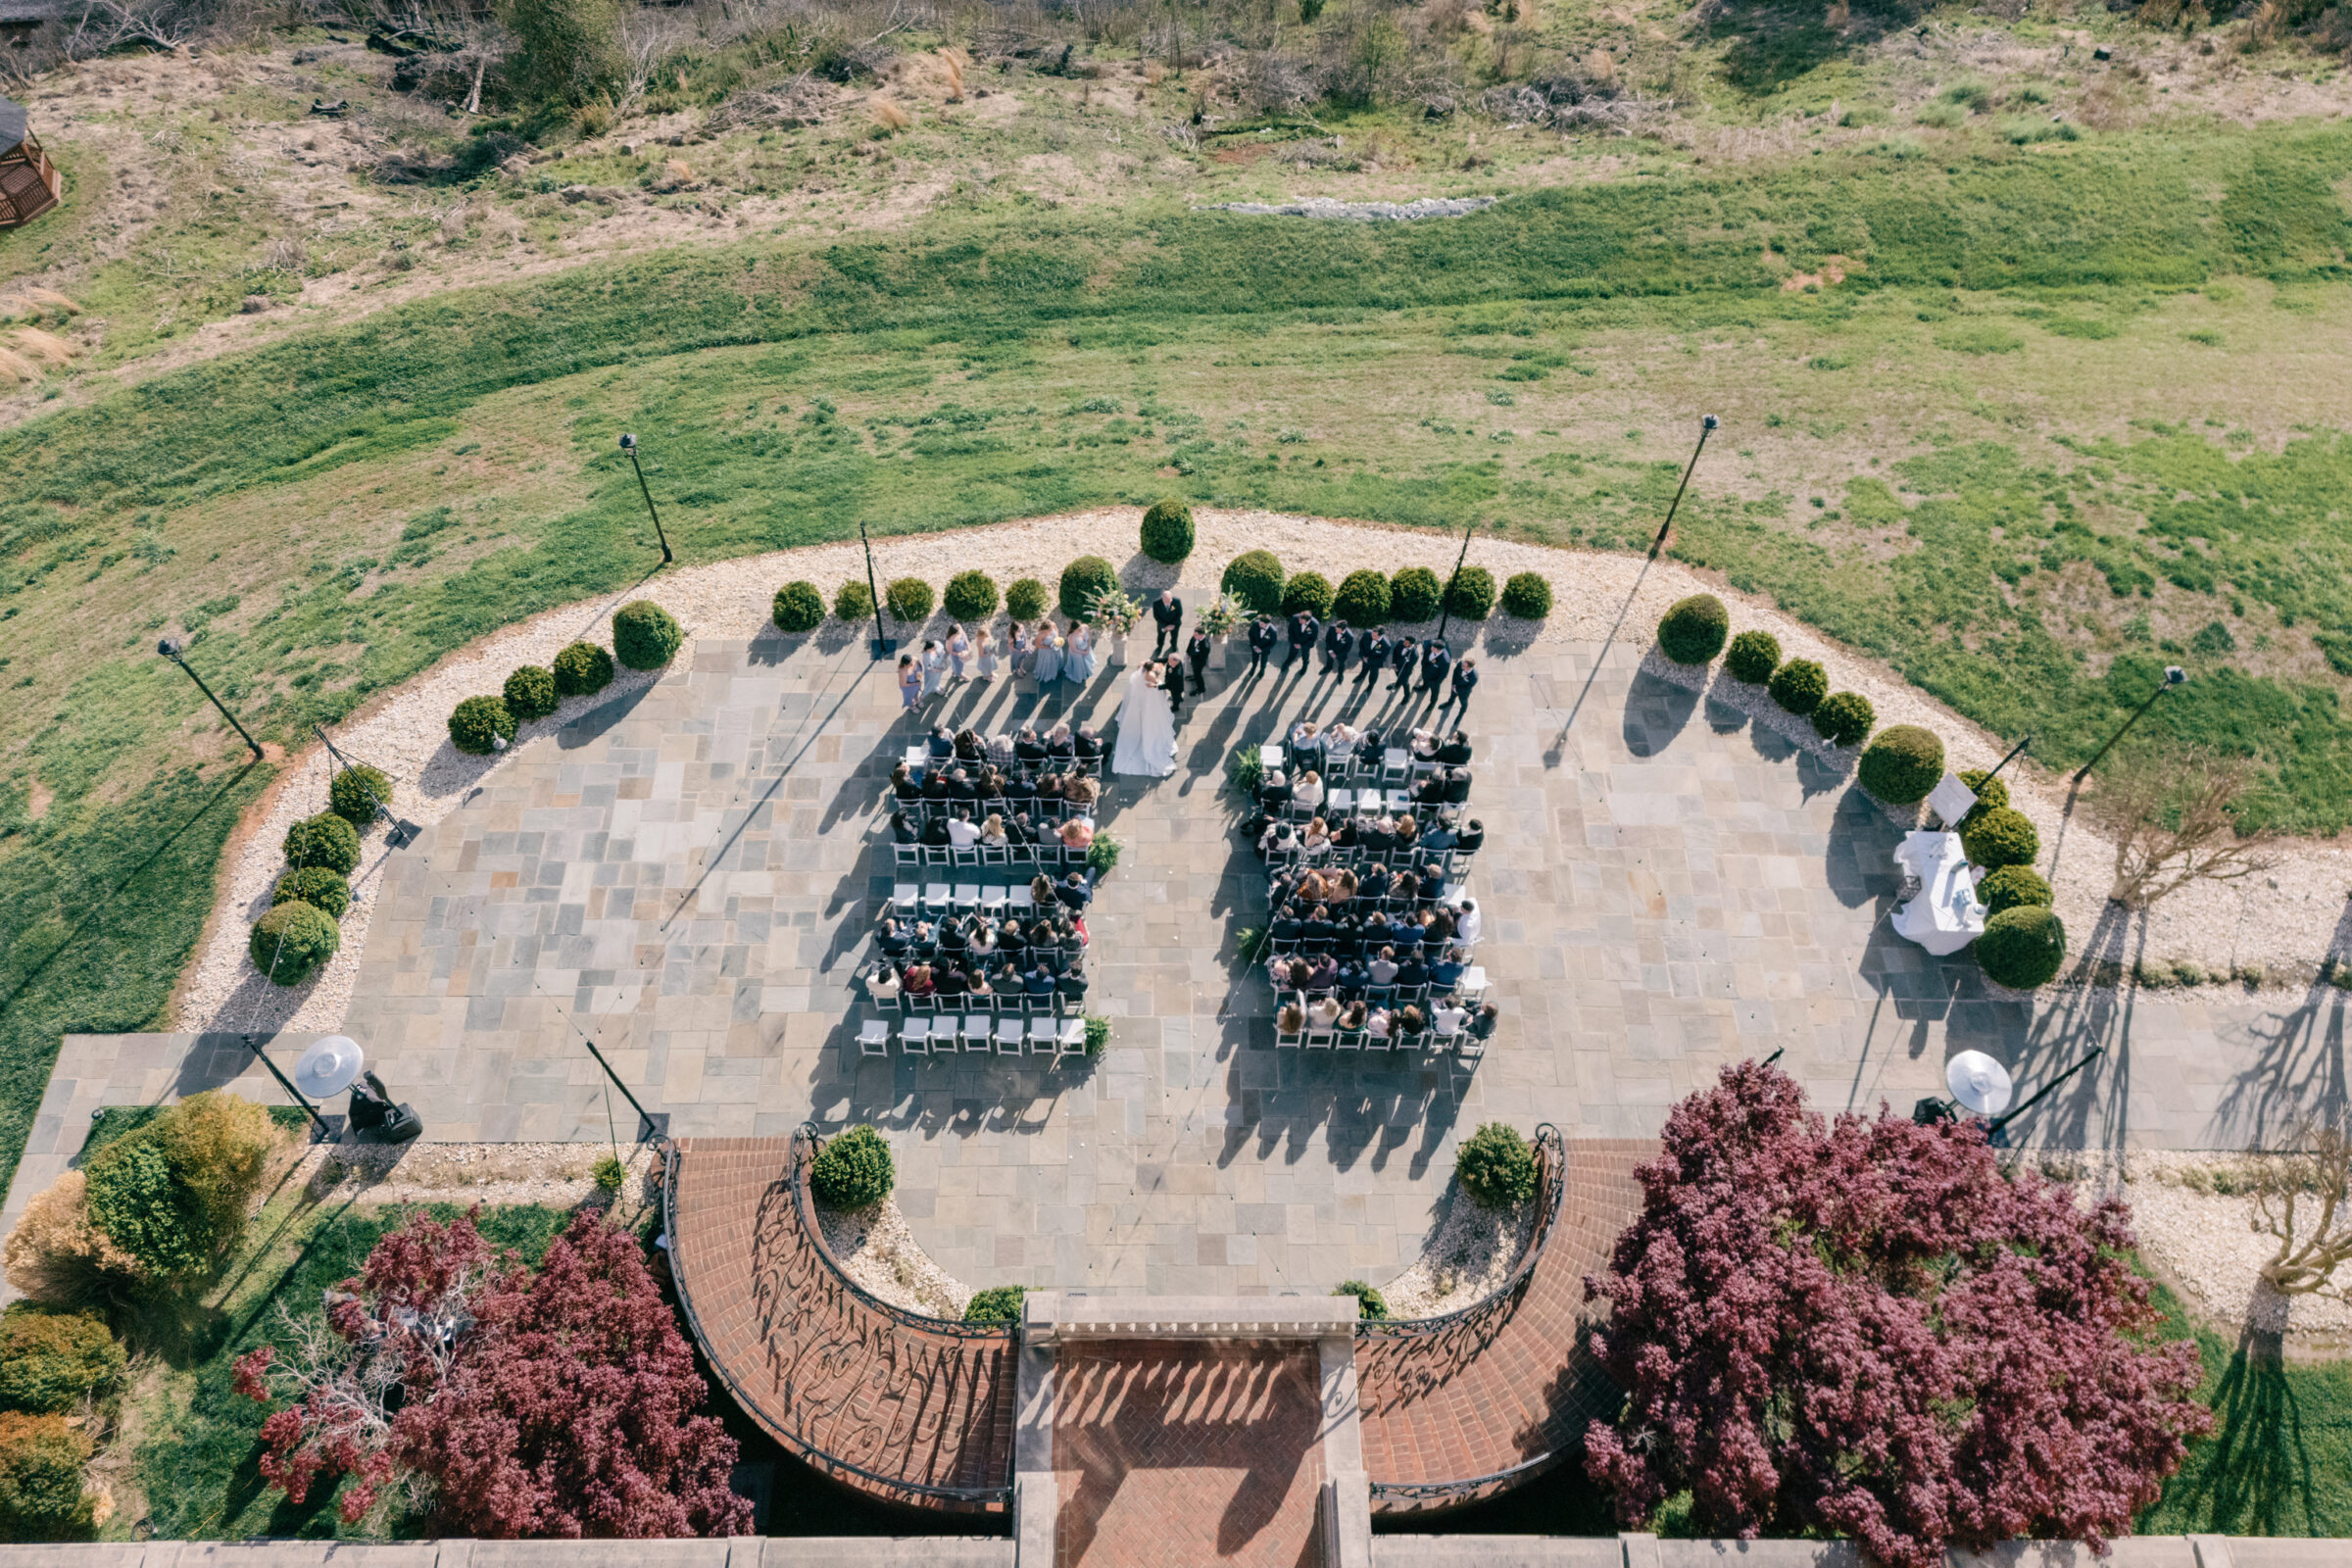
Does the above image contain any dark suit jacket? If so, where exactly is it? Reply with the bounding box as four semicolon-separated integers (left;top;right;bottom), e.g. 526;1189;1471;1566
1186;633;1210;671
1289;612;1319;649
1163;662;1188;698
1152;597;1185;628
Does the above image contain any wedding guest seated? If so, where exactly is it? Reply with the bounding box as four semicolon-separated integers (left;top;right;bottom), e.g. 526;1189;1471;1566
1365;1004;1394;1038
1270;907;1303;946
1396;953;1430;989
904;961;937;997
1004;770;1038;805
969;919;999;959
1413;769;1450;806
1437;729;1473;765
989;731;1018;768
1307;995;1343;1029
1442;767;1473;805
940;917;969;956
1331;815;1360;850
1336;956;1368;993
920;814;952;847
1269;955;1307;992
1057;967;1089;1002
1329;868;1359;905
1339;999;1368;1035
1290;719;1324;767
1029;873;1057;907
978;768;1006;802
967;967;995;1001
1301;816;1333;858
947;767;979;802
867;964;902;1004
1414;864;1446;904
1007;811;1040;846
1420;817;1457;854
1036;771;1065;803
1055;871;1092;911
1455;819;1486;856
999;920;1029;957
1390;918;1423;954
877;917;913;957
1468;1003;1500;1042
891;809;919;844
1433;999;1468;1035
1333;916;1367;961
1431;948;1467;990
1059;816;1095;850
1325;722;1360;768
955;727;986;762
1046;724;1076;760
1425;906;1458;945
1408;727;1440;760
1258;766;1292;808
1302;904;1337;944
1066;775;1101;808
1397;1004;1427;1035
892;763;923;802
947;813;982;849
1360;814;1396;853
1074;725;1103;760
1023;963;1056;998
928;725;956;760
938;964;969;1000
1258;818;1298;858
1015;725;1048;762
921;768;951;802
1305;954;1341;993
1294;769;1325;812
1394;815;1420;850
1357;863;1395;902
1279;1001;1307;1036
980;813;1008;848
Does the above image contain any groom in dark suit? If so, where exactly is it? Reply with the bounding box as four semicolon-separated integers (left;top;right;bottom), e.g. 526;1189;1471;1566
1163;654;1188;717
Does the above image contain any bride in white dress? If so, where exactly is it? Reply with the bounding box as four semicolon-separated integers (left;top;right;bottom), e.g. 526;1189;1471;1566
1111;662;1177;778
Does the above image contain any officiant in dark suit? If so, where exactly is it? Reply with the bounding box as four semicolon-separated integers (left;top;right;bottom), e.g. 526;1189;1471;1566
1152;589;1185;657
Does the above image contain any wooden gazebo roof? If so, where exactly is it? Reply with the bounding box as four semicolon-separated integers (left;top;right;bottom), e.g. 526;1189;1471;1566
0;95;61;229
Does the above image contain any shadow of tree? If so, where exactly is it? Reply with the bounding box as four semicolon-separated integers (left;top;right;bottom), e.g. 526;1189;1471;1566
1707;0;1929;95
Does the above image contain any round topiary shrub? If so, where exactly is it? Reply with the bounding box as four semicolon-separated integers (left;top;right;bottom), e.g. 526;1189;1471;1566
1953;768;2010;832
612;600;683;670
809;1124;894;1210
1443;564;1495;621
1332;569;1393;627
0;1410;96;1540
1390;566;1444;622
1978;864;2054;916
282;812;360;874
1858;725;1945;804
771;580;825;634
552;641;614;698
1004;577;1050;621
1456;1121;1539;1209
1059;556;1120;621
1500;572;1552;620
1962;806;2040;869
271;867;351;920
1139;498;1196;564
885;577;935;624
1281;570;1336;620
1724;629;1782;686
963;1285;1026;1324
1976;905;2068;989
0;1305;125;1414
1811;690;1876;748
327;764;392;827
1658;594;1730;664
1221;550;1286;615
1768;659;1828;716
943;569;999;623
448;695;516;757
503;664;558;722
1337;1280;1390;1320
834;579;876;623
249;901;340;986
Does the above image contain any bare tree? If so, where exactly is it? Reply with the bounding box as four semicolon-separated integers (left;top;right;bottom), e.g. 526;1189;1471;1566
2254;1113;2352;1301
2092;747;2281;908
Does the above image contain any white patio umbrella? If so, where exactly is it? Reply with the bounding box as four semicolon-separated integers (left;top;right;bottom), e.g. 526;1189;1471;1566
293;1034;366;1100
1944;1050;2014;1118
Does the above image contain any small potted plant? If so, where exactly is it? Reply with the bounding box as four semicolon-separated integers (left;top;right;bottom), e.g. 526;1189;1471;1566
1088;584;1145;665
1198;592;1243;671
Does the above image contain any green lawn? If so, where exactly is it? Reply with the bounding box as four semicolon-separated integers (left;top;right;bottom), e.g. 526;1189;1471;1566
3;118;2350;1206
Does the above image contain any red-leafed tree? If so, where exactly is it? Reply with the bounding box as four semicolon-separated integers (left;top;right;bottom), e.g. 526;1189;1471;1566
239;1209;750;1538
1581;1061;2211;1568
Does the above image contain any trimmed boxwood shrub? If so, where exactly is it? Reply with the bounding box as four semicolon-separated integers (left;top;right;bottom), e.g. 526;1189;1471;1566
1456;1121;1539;1209
0;1305;124;1414
327;764;392;826
1500;572;1552;620
1811;690;1876;748
834;579;876;622
1954;768;2009;832
1976;906;2068;989
282;812;360;874
1978;864;2054;916
249;901;340;986
1059;556;1120;621
1005;577;1050;621
1337;1280;1390;1320
271;867;351;920
1658;594;1730;664
1221;550;1285;614
1390;566;1443;622
1443;564;1495;621
943;569;999;622
1281;570;1336;619
448;695;516;756
1962;806;2040;869
503;664;559;721
1768;659;1828;716
1724;629;1781;686
1858;725;1945;804
1332;569;1393;627
810;1125;894;1210
771;580;825;633
1140;498;1196;564
0;1410;95;1540
552;641;614;697
885;577;935;624
612;600;682;669
963;1285;1026;1324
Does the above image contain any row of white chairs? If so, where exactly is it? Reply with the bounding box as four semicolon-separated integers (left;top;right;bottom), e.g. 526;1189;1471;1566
1267;744;1448;787
1276;1021;1485;1056
857;1012;1088;1060
891;842;1094;872
891;881;1081;919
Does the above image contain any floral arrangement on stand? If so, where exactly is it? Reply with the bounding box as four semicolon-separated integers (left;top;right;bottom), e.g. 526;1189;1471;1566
1088;586;1145;662
1198;593;1244;638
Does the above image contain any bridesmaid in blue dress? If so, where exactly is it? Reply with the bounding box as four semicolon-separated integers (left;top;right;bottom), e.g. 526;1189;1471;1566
1008;622;1034;678
1064;623;1097;686
1032;622;1064;686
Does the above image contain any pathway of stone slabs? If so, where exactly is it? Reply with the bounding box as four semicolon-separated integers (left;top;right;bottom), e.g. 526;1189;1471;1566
25;623;2344;1302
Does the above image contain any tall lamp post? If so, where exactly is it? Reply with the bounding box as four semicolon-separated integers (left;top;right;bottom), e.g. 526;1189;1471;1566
1649;414;1720;559
618;433;673;564
858;516;893;661
2074;666;2185;785
157;639;263;760
1434;515;1481;643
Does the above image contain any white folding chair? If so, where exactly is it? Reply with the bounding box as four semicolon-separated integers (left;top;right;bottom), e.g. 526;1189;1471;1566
1276;1018;1302;1049
923;881;953;913
893;844;920;870
961;1014;995;1053
951;846;980;869
954;883;981;913
1382;748;1410;785
1334;1027;1362;1053
1008;884;1037;913
1458;966;1489;1005
1259;744;1285;773
1326;788;1353;816
897;1017;931;1055
995;1018;1027;1055
1304;1025;1334;1051
892;882;920;915
858;1018;891;1057
980;885;1008;916
1028;1017;1058;1054
981;846;1009;868
1055;1016;1087;1060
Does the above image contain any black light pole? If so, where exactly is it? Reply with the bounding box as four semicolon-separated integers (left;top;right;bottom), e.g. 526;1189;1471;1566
1983;731;2034;786
1649;414;1720;559
2073;666;2185;785
239;1035;337;1142
1434;514;1481;642
1988;1046;2106;1145
858;515;893;661
158;639;263;760
618;433;673;564
578;1033;665;1145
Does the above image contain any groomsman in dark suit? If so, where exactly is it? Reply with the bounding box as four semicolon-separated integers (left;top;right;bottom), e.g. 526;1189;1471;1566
1287;608;1321;673
1248;614;1278;677
1446;653;1480;716
1358;627;1391;689
1163;654;1189;716
1419;637;1452;701
1186;627;1211;691
1389;635;1418;692
1321;618;1354;675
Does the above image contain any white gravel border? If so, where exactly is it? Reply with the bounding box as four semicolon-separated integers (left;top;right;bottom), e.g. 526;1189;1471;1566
1380;1187;1537;1319
172;508;2352;1034
815;1196;975;1320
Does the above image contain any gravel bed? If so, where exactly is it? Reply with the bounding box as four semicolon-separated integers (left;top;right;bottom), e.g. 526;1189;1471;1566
2031;1150;2352;1349
814;1196;973;1319
293;1139;660;1216
1380;1189;1537;1318
1199;196;1499;220
173;508;2351;1032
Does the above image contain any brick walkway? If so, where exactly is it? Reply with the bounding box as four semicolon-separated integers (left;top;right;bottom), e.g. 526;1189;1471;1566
1355;1139;1651;1509
665;1135;1017;1512
1053;1340;1325;1568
